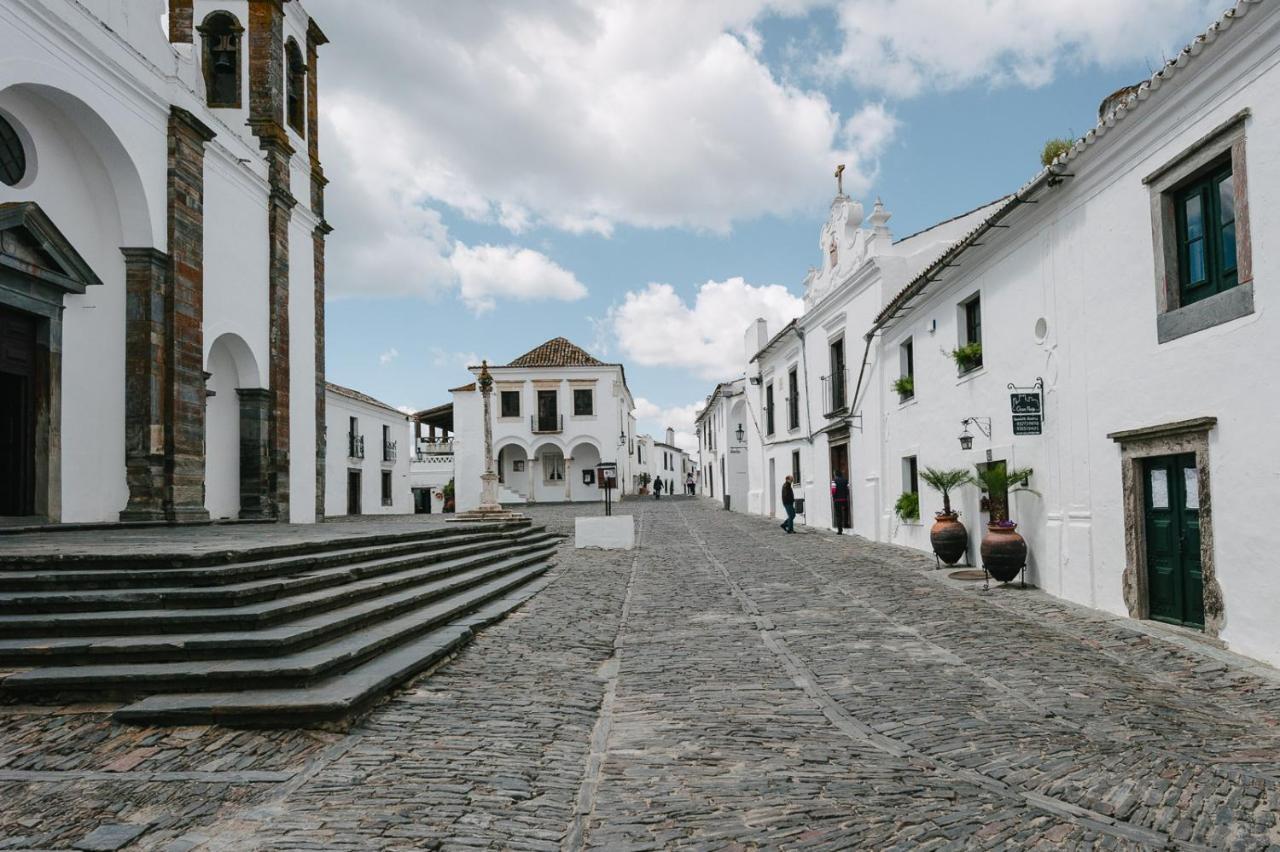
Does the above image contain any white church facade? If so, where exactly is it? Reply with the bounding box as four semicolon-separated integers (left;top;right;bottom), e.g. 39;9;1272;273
0;0;329;524
716;0;1280;667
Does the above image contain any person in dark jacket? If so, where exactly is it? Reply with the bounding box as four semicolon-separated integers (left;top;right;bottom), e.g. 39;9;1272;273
780;475;796;534
832;469;850;534
653;476;663;500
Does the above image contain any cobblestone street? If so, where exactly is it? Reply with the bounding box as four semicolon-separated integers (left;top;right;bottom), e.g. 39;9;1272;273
4;499;1280;850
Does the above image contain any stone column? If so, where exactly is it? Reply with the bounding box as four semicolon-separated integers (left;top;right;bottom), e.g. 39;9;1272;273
248;0;295;520
121;248;170;521
166;107;215;522
169;0;194;43
564;455;573;501
238;388;272;519
307;21;329;521
476;361;501;512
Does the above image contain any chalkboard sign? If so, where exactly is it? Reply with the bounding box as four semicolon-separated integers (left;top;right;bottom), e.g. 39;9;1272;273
1010;391;1042;435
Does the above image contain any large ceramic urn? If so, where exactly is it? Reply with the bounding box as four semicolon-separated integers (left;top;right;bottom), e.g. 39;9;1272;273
980;522;1027;583
930;512;968;565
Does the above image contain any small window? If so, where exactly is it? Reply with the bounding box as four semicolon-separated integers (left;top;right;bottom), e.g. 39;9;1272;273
199;11;242;109
499;390;521;418
897;338;915;400
1175;162;1237;307
958;295;983;374
765;384;775;435
903;455;919;495
286;39;306;135
381;470;393;506
573;388;594;416
543;454;564;482
0;114;27;187
348;416;358;437
791;450;801;483
787;367;800;430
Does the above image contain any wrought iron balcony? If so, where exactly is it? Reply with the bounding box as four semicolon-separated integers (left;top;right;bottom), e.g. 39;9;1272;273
383;440;397;463
531;414;563;434
821;369;848;417
348;433;365;459
416;438;454;455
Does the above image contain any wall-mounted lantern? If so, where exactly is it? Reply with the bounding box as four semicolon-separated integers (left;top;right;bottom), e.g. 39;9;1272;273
735;423;746;444
959;416;991;451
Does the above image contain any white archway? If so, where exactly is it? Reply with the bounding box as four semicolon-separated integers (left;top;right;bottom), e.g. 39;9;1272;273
569;441;602;502
205;333;261;519
496;441;530;502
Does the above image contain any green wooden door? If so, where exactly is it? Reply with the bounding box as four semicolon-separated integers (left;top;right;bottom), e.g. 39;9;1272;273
1143;454;1204;628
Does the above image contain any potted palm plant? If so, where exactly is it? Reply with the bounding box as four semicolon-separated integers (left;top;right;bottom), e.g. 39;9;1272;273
919;467;972;564
974;464;1034;583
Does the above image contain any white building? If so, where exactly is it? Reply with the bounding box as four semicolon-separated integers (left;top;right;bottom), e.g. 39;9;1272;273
730;0;1280;667
452;338;636;512
0;0;329;524
635;427;692;495
694;378;749;510
323;383;412;517
407;403;455;514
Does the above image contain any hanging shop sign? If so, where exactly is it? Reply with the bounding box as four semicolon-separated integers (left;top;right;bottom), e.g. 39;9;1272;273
1008;378;1044;436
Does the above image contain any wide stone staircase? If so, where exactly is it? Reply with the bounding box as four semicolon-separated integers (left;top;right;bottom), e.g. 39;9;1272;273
0;521;559;727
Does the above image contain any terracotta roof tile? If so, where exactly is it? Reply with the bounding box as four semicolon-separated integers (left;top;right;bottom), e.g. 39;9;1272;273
505;337;604;368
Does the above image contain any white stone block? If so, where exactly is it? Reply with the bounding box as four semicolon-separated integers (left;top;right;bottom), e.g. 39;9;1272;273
574;516;636;550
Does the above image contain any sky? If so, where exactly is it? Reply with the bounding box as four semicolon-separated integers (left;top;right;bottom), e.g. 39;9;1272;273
308;0;1225;452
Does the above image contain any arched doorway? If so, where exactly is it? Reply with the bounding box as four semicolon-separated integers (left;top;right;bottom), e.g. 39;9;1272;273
569;440;602;502
205;333;264;519
530;440;566;503
495;441;529;502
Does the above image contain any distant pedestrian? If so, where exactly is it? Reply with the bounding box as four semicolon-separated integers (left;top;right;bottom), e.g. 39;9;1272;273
653;476;663;500
832;469;850;535
685;473;695;495
780;475;796;534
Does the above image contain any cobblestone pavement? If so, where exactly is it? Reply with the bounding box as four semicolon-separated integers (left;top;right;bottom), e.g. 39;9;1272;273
3;499;1280;850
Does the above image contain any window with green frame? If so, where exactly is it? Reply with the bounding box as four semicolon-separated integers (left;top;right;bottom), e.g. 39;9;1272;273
1175;163;1237;307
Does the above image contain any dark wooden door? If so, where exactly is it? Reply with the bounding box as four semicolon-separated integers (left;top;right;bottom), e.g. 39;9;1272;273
0;307;36;516
829;442;850;528
347;470;362;515
536;390;557;431
1143;454;1204;628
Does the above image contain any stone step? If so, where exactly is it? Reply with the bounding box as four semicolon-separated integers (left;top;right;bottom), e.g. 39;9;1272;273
1;561;553;698
0;520;531;573
0;529;559;610
0;539;557;638
0;545;557;664
112;567;556;727
0;526;546;592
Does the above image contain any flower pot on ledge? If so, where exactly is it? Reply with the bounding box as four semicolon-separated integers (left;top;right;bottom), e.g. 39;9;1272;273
981;522;1027;583
930;512;968;565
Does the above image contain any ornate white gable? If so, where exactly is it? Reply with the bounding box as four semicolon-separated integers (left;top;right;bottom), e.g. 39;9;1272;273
804;194;895;309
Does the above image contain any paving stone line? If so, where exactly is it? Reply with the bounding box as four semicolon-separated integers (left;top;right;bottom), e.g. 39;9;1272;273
563;508;646;852
673;502;1200;852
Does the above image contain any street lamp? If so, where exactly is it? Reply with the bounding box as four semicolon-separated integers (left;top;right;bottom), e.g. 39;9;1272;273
958;417;991;450
735;423;745;444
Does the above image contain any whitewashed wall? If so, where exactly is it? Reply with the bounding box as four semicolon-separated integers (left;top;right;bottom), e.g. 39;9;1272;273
323;390;412;517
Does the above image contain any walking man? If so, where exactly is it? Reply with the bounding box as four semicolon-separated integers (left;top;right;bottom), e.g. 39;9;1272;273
780;475;796;534
832;468;850;535
685;473;695;495
653;476;663;500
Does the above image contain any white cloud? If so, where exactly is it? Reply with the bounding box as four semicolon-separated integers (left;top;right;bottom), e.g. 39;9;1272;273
822;0;1222;97
378;348;399;366
606;277;804;379
450;244;589;315
395;405;416;415
429;347;481;370
307;0;894;251
634;397;705;454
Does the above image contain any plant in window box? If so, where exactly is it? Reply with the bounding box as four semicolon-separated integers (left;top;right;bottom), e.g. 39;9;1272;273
949;341;983;373
894;491;920;522
974;465;1035;583
442;478;456;514
920;467;973;565
892;375;915;399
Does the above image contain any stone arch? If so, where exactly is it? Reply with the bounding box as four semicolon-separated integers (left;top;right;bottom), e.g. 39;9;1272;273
530;438;567;503
198;10;244;109
0;80;155;247
569;441;602;502
205;333;266;519
495;439;530;501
